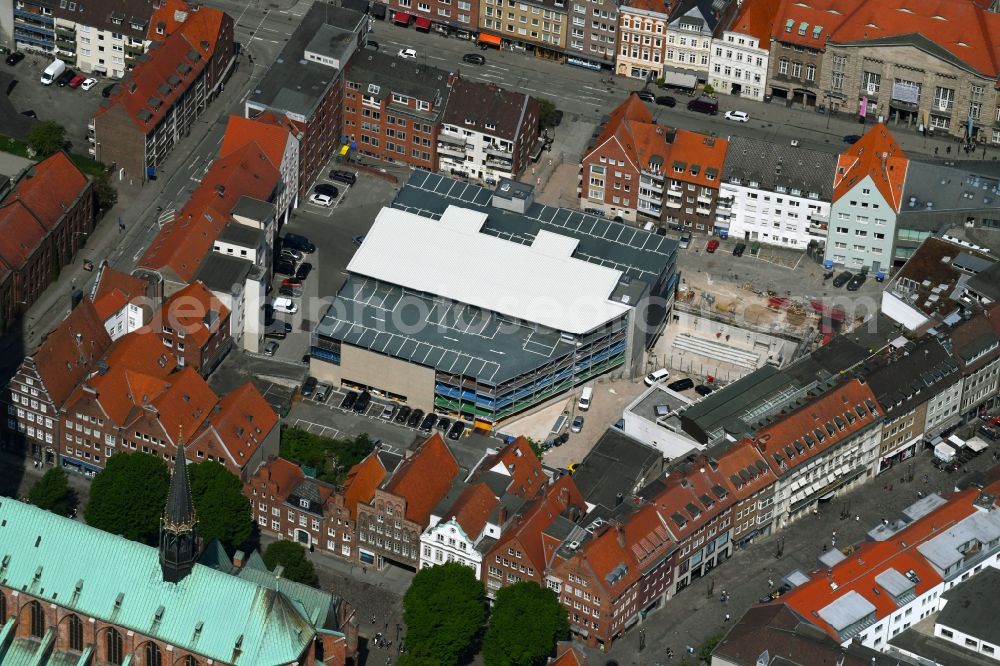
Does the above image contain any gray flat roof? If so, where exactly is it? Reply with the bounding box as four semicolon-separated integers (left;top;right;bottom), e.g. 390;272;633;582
817;590;876;633
346;51;451;121
571;429;664;509
917;510;1000;572
723;135;836;199
631;384;692;430
889;622;997;666
217;222;264;248
195;253;253;293
248;3;364;118
232;196;275;224
967;262;1000;301
900;161;1000;214
393;171;677;284
939;568;1000;646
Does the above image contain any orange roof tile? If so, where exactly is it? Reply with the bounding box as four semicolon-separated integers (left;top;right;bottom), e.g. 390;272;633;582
344;453;389;521
147;0;193;41
152;366;218;443
829;0;1000;77
249;457;306;498
383;433;460;525
549;644;586;666
728;0;782;50
475;437;546;500
755;379;880;476
620;0;675;15
93;289;130;322
715;440;777;500
0;201;48;271
31;301;113;407
492;475;586;573
159;280;229;347
770;0;864;49
93;265;148;304
832;124;908;210
652;460;733;537
220;115;292;170
440;483;500;539
204;383;278;466
586;95;653;170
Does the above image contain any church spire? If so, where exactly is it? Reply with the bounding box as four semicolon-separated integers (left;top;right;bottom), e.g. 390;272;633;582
160;433;200;583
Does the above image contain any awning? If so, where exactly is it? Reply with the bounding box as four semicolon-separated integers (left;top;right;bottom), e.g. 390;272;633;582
662;68;698;89
478;32;502;46
392;11;412;24
966;437;989;453
414;16;431;29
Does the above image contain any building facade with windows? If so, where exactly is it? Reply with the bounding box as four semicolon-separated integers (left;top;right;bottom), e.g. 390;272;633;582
707;0;779;101
155;280;232;376
478;0;568;60
59;0;153;78
662;0;728;82
615;0;671;81
11;0;57;54
566;0;617;66
824;124;908;271
718;136;835;248
387;0;480;34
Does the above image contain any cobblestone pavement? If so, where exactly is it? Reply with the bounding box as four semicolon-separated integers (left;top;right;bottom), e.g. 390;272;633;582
589;442;999;665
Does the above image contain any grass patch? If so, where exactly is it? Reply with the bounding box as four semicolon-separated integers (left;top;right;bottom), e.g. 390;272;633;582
0;135;106;176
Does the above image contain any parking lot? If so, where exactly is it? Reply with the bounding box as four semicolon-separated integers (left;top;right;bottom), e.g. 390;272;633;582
1;56;109;152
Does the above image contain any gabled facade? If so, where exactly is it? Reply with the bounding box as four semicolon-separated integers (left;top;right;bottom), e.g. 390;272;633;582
420;483;500;577
90;262;150;340
663;0;726;80
616;0;673;81
707;0;780;101
155;280;232;376
220;114;299;229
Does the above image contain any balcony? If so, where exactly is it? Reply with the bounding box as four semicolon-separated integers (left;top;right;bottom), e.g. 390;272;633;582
696;204;712;215
56;48;75;59
55;24;75;38
809;212;829;224
439;128;466;144
125;42;144;57
437;142;467;157
485;144;512;158
696;193;713;205
808;224;827;237
486;154;513;167
665;199;682;210
715;208;731;220
640;177;663;194
641;167;664;180
14;8;53;24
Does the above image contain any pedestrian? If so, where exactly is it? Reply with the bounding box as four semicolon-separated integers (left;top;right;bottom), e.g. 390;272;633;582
767;578;774;588
363;566;367;575
823;544;828;552
935;146;939;156
725;613;731;622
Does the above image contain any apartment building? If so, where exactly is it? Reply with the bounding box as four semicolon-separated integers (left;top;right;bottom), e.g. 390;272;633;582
91;5;235;183
719;135;835;247
58;0;153;78
342;50;450;171
949;304;1000;418
566;0;617;66
824;124;908;271
386;0;479;34
3;300;112;465
0;151;95;327
11;0;57;53
155;280;232;376
615;0;671;81
662;0;727;82
438;78;539;184
478;0;568;60
89;263;149;340
714;441;778;549
707;0;780;101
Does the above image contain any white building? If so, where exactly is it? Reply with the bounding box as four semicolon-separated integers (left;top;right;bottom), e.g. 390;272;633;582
707;0;777;101
615;0;669;81
663;0;719;82
54;0;154;79
419;484;502;579
621;383;700;459
88;263;147;341
719;136;835;248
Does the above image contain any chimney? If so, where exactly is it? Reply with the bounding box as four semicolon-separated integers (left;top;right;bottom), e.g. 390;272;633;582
499;506;508;525
232;550;245;568
616;524;625;548
559;485;569;506
615;492;623;506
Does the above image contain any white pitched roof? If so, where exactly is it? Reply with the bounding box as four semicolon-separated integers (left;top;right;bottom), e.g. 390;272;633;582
347;205;631;334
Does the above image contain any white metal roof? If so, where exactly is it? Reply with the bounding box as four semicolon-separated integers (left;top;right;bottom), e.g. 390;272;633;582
347;205;631;334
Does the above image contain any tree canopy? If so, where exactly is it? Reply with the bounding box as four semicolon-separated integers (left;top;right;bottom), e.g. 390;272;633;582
28;467;75;516
402;562;487;666
27;121;66;157
537;99;560;129
92;171;118;211
84;452;169;543
483;582;569;666
262;540;319;587
188;461;252;551
280;427;374;485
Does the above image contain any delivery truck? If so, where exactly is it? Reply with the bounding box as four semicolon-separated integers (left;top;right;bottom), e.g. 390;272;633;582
40;59;65;85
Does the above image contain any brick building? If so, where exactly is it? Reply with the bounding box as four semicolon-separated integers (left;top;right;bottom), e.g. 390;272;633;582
90;263;152;340
0;152;95;329
342;50;451;170
155;280;232;376
478;0;568;60
386;0;480;35
91;4;236;184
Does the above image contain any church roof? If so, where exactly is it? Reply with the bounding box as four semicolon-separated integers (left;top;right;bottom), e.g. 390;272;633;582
164;443;196;531
0;498;343;665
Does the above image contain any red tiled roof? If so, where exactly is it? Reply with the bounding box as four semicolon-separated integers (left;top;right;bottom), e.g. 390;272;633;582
728;0;783;50
147;0;193;41
152;366;218;444
344;453;389;521
770;0;864;48
93;289;129;322
220;115;291;169
833;124;908;210
440;483;500;539
94;265;148;304
4;152;88;232
475;437;546;500
652;460;733;537
635;126;728;189
715;440;777;500
0;201;48;272
159;280;229;347
98;6;227;130
586;95;653;170
829;0;1000;77
755;379;880;476
31;301;113;407
549;644;586;666
383;433;460;525
620;0;675;16
249;457;306;498
204;382;277;466
492;475;586;573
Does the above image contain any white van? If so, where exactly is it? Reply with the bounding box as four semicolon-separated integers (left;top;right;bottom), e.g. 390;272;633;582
41;59;66;85
578;387;593;411
644;368;669;386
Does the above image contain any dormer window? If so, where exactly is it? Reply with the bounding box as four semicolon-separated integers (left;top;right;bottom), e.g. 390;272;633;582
299;498;309;509
485;122;496;131
367;83;380;95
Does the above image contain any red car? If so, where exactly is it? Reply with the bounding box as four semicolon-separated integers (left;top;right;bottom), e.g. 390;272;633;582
68;73;86;88
706;239;720;253
281;277;303;288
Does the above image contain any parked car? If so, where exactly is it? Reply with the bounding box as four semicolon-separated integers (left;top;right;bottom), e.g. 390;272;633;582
309;192;333;207
315;383;332;402
397;48;417;59
733;242;746;257
724;110;749;122
264;328;286;340
283;233;315;254
282;277;303;288
645;368;670;386
56;69;76;86
301;376;318;398
274;260;296;276
20;110;37;119
632;90;655;102
101;83;117;97
436;416;452;432
695;384;714;396
843;134;862;144
687;96;719;115
420;413;438;431
68;73;86;88
846;273;867;291
5;52;25;66
341;391;359;410
679;232;691;249
667;378;695;392
978;425;1000;440
394;405;412;424
272;297;297;314
278;285;302;298
381;405;397;420
706;239;720;253
263;341;279;356
407;408;424;428
832;271;853;288
365;40;379;51
462;53;486;65
448;420;466;440
353;390;371;414
314;183;339;198
329;169;357;185
280;247;303;262
655;95;676;107
571;415;585;433
80;77;98;91
296;263;313;280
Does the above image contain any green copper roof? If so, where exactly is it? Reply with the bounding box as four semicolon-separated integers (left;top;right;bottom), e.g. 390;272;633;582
0;499;340;665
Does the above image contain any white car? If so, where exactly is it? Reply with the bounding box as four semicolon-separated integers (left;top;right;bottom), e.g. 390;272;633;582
725;110;749;122
80;78;98;91
273;297;297;314
309;192;333;207
644;368;670;386
397;48;417;60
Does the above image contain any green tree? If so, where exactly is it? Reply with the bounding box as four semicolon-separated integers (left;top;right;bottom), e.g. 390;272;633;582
537;98;560;129
28;467;75;516
262;540;319;586
27;121;66;157
188;461;252;551
702;83;715;96
403;562;487;665
279;427;374;485
84;452;169;543
483;582;568;666
92;171;118;211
